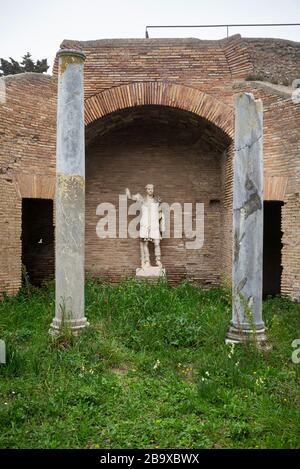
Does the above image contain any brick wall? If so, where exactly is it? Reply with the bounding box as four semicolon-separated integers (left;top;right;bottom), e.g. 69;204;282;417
0;179;21;296
1;35;300;299
57;37;234;100
86;106;228;285
0;73;56;295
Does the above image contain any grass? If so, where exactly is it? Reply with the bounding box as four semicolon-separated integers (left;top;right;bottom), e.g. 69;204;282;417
0;279;300;449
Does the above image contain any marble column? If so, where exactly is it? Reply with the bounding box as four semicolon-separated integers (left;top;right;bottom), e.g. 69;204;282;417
50;49;89;335
226;93;266;344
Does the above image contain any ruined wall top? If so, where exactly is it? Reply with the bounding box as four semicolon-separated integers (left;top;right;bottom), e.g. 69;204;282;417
51;34;300;96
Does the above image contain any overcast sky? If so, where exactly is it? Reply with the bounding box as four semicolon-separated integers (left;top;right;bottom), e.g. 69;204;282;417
1;0;299;71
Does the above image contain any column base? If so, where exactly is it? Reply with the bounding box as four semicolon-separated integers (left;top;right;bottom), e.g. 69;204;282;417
49;317;89;336
226;322;267;345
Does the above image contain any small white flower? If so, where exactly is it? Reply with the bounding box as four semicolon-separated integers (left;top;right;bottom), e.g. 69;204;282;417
4;402;8;405
205;371;210;377
153;359;160;370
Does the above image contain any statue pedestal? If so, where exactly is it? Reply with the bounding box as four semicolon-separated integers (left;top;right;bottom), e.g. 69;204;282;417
136;266;166;282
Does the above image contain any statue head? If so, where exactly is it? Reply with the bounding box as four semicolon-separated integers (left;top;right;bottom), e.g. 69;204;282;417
145;184;154;196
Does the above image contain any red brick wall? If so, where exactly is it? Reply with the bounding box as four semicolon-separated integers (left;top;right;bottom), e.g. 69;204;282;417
58;37;234;100
0;179;21;296
86;106;227;285
1;35;300;299
0;74;56;295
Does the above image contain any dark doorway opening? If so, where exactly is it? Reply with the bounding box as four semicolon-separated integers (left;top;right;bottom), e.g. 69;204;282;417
263;201;283;299
22;199;55;286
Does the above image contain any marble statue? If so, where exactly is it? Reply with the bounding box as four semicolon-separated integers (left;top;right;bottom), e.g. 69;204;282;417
125;184;165;269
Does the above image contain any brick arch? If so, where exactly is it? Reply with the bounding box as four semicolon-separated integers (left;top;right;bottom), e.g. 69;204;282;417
84;82;234;138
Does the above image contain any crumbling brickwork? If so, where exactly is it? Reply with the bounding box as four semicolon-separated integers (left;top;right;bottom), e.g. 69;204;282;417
245;37;300;85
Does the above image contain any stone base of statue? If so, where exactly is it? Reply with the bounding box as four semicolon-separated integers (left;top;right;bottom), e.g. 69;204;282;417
136;266;166;282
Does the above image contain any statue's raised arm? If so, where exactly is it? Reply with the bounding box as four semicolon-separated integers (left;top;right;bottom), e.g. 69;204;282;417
125;188;143;202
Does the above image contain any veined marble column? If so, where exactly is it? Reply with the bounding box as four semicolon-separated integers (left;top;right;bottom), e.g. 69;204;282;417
226;93;266;344
50;49;89;335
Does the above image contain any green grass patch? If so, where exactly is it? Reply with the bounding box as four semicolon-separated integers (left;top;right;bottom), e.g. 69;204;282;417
0;279;300;448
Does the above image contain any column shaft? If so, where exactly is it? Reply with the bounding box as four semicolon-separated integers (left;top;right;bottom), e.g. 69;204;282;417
227;92;266;344
50;49;89;335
